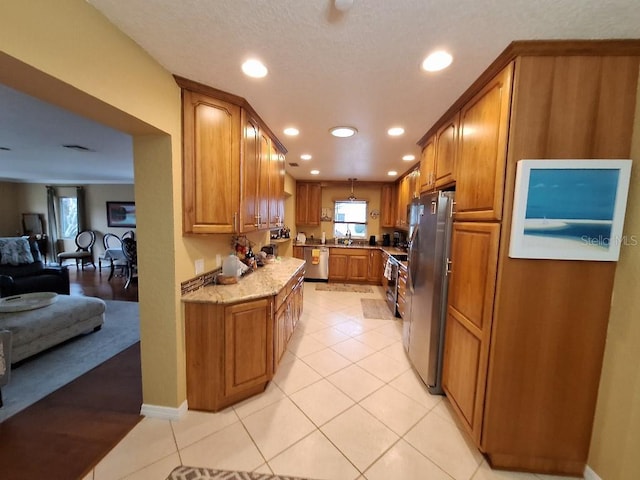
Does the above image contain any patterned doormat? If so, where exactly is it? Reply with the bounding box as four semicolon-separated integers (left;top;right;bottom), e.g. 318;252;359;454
361;298;395;319
315;283;373;293
167;466;313;480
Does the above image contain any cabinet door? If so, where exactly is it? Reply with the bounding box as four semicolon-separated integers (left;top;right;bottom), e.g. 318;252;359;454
292;246;305;260
380;183;396;228
419;137;436;193
435;112;459;188
274;302;288;370
329;253;348;281
182;90;240;234
268;142;283;228
395;175;410;229
442;222;499;444
224;298;273;397
258;133;271;229
367;250;383;282
296;182;321;226
455;65;513;221
348;254;369;282
240;112;260;233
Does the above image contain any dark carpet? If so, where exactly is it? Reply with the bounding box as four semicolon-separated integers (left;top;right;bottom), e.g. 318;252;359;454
0;342;143;479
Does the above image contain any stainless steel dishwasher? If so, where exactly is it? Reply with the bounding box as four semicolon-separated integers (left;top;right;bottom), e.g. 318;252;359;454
303;246;329;281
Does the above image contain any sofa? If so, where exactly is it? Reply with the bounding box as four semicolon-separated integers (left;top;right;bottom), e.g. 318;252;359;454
0;237;69;298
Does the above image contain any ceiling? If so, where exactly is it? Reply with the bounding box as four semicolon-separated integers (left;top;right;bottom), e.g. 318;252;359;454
2;0;640;184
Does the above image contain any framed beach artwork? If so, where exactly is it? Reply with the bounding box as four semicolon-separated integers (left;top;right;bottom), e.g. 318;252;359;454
509;159;632;261
106;201;136;228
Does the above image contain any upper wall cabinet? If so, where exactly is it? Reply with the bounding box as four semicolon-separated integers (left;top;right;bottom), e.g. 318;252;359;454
295;182;321;226
434;112;459;189
181;89;241;234
177;76;286;235
419;136;436;192
455;65;512;221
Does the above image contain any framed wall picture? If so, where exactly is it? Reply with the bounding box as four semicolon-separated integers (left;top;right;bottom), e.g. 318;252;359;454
106;201;136;228
509;159;632;261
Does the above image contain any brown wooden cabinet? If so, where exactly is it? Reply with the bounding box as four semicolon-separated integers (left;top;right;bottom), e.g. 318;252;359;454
396;263;407;319
442;222;499;443
274;272;304;369
292;245;304;260
185;298;272;411
181;89;241;234
185;266;305;412
328;248;383;284
367;249;383;282
434;112;459;189
177;76;286;235
419;136;436;192
428;42;640;475
224;299;273;398
240;112;260;232
295;182;321;226
455;65;512;221
380;183;396;228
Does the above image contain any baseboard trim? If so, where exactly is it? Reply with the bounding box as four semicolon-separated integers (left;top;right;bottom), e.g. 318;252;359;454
140;400;188;421
584;465;602;480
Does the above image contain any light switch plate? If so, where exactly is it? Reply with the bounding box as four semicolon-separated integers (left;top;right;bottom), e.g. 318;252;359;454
195;259;204;275
216;254;221;267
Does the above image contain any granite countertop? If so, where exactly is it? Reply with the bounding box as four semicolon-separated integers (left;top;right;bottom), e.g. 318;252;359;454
182;257;305;305
294;242;408;257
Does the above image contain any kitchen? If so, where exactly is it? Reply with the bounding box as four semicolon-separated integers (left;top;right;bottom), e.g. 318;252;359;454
1;1;640;478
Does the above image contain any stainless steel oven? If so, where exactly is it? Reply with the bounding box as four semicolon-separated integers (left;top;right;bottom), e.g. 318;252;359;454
385;257;399;315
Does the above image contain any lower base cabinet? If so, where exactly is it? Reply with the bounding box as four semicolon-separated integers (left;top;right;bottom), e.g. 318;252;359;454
185;272;304;412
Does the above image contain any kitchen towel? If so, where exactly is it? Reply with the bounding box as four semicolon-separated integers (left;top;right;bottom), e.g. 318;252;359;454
312;248;320;265
384;259;392;280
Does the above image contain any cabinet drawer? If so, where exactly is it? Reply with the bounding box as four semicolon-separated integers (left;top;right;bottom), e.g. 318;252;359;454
397;295;407;318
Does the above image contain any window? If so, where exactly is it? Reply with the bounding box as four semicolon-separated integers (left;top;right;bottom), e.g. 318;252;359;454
334;200;367;239
59;196;78;239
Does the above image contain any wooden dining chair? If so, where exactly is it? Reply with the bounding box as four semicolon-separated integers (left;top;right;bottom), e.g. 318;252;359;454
100;233;127;280
121;237;138;289
57;230;96;269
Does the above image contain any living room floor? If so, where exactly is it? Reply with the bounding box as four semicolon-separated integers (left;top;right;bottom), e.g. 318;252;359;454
82;284;575;480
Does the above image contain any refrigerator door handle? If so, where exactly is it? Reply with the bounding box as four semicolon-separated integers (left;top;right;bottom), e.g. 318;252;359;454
445;257;453;276
408;224;419;294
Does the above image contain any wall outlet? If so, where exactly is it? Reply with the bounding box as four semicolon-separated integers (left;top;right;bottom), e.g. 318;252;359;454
195;258;204;275
216;254;221;267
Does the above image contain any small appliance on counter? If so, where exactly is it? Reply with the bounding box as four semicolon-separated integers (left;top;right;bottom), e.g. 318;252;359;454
382;233;391;246
261;244;278;257
369;235;376;246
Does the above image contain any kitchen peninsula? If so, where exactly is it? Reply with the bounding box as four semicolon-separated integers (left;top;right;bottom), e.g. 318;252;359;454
182;257;305;412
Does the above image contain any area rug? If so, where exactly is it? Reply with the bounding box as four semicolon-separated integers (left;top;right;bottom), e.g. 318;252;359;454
167;466;313;480
361;298;395;319
0;299;140;422
315;283;373;293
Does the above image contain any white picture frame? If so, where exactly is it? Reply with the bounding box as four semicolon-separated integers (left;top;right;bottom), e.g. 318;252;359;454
508;159;632;261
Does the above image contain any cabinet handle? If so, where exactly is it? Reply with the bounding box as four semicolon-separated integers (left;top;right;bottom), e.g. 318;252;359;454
233;212;238;233
445;258;453;276
450;200;456;217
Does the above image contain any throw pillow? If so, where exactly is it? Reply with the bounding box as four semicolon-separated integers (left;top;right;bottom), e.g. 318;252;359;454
0;237;35;266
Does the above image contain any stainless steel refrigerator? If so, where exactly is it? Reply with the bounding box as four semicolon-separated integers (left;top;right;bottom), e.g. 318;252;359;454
403;190;455;394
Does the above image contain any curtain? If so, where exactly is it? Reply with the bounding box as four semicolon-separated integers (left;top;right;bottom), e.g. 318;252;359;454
76;186;86;232
46;186;60;259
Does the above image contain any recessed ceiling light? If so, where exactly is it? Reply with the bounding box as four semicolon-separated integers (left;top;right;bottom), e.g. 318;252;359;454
402;154;416;161
388;170;398;176
284;127;299;136
300;154;312;160
241;59;268;78
310;170;320;175
330;126;357;138
422;50;453;72
387;127;405;136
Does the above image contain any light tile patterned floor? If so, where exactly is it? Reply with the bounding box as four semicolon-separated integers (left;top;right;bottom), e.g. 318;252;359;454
84;285;582;480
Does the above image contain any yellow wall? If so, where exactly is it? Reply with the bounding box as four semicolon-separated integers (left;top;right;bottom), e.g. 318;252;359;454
1;0;185;408
588;78;640;480
295;183;390;244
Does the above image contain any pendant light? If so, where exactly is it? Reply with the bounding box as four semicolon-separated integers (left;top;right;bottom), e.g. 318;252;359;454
348;177;357;201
